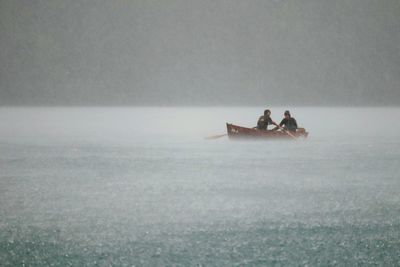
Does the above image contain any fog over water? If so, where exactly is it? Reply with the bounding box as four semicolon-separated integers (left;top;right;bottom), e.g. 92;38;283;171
1;106;400;142
1;107;400;265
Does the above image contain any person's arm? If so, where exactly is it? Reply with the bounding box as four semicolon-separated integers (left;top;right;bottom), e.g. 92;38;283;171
272;119;284;131
271;125;279;131
266;117;275;129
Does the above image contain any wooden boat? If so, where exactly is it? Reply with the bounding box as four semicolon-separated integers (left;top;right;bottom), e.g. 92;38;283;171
226;123;308;139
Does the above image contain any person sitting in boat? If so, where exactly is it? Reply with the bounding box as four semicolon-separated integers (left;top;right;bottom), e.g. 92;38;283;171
256;109;279;130
276;110;298;133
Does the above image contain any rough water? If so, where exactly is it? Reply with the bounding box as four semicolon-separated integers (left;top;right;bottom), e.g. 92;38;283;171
1;107;399;266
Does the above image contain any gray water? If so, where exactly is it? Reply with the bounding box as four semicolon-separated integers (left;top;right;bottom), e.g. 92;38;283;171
1;107;400;266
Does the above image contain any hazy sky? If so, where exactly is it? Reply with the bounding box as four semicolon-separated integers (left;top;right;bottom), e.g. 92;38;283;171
1;0;399;106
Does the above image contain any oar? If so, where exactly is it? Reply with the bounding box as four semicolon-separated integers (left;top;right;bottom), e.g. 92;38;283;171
278;126;297;140
205;133;227;140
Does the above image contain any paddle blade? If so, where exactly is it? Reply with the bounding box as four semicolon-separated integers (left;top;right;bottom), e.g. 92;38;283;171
205;133;227;140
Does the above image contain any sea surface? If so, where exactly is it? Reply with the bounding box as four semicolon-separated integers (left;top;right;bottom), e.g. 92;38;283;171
1;107;399;266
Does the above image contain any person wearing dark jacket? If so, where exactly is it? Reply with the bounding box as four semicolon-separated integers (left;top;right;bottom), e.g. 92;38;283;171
277;110;298;133
256;109;279;130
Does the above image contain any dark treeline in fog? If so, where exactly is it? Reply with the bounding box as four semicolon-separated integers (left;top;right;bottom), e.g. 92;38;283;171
1;0;399;106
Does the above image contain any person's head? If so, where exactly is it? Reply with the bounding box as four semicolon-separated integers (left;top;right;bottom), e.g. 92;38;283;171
264;109;271;117
284;110;291;118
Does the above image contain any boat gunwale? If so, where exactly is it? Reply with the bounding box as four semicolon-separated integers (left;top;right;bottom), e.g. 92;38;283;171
226;123;308;139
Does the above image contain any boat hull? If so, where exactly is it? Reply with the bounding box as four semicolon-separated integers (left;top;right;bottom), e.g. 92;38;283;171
226;123;308;140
